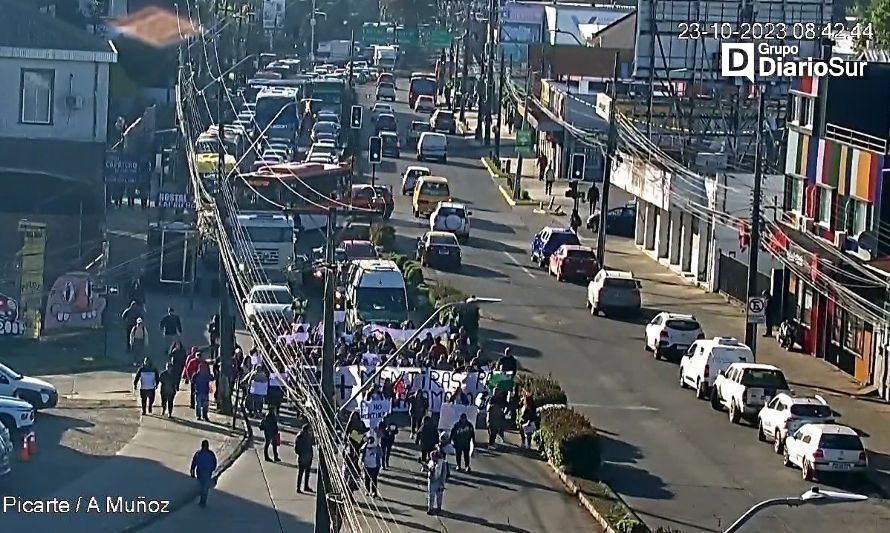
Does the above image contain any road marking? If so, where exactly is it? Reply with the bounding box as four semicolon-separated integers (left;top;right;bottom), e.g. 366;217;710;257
503;251;536;278
570;403;660;412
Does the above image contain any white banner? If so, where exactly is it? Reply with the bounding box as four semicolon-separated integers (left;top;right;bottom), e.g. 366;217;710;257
361;325;451;344
262;0;285;29
360;399;392;430
438;404;479;431
361;353;382;366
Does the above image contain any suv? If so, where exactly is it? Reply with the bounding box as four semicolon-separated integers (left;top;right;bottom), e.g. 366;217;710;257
783;424;868;481
645;312;704;361
679;337;753;399
710;363;790;424
376;82;396;101
548;245;597;282
0;361;59;409
417;132;447;163
530;227;580;268
380;131;400;158
587;270;641;317
0;395;35;433
414;95;436;113
375;113;397;135
243;284;295;325
430;202;471;242
758;393;834;453
430;109;456;134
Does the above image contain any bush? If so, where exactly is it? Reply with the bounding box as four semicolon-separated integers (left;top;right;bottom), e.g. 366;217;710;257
517;373;568;408
536;406;601;479
371;223;395;251
404;264;425;288
426;281;466;308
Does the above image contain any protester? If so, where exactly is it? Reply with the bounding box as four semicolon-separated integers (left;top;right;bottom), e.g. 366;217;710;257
408;390;429;437
416;415;438;464
190;439;218;507
244;363;269;417
208;314;220;353
498;347;518;372
295;423;315;493
129;317;148;363
158;361;179;418
168;340;187;389
545;164;556;195
182;348;202;408
587;184;600;216
487;393;507;448
121;300;145;351
267;371;285;415
260;408;281;462
133;358;159;415
128;279;145;306
377;420;397;470
160;307;182;344
449;412;475;472
425;449;449;515
448;386;471;406
361;435;382;497
519;395;539;448
193;360;213;421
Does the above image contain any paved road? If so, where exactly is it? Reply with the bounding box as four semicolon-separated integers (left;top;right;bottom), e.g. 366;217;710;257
352;80;890;533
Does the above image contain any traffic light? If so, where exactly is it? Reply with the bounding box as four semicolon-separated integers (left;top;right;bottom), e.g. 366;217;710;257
350;105;362;130
570;153;586;181
369;136;382;164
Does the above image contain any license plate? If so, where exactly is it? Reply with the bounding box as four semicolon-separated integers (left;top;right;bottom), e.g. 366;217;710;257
439;249;449;254
831;462;853;469
676;345;689;351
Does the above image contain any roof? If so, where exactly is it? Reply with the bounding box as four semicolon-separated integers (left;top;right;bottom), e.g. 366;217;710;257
419;176;449;183
729;363;782;371
380;131;399;137
341;240;373;245
776;394;828;406
438;201;466;209
658;312;696;321
354;259;400;270
0;0;115;55
544;226;574;233
559;244;593;251
801;424;858;436
428;231;458;238
602;270;634;279
406;165;431;172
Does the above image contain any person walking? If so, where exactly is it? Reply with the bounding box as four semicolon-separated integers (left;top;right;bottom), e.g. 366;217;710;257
377;420;397;470
294;423;315;493
587;184;600;217
190;439;218;507
545;163;556;195
361;435;383;497
408;390;429;437
160;307;182;345
208;315;220;355
519;395;539;448
497;347;518;372
244;364;269;417
487;393;507;448
424;449;449;515
121;301;144;352
128;279;145;306
158;361;179;418
536;153;548;181
193;360;213;421
129;317;148;365
133;358;159;415
260;408;281;462
449;412;475;472
168;340;187;389
182;348;201;408
416;415;438;464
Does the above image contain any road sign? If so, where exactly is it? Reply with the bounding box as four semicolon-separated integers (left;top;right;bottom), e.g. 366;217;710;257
423;30;453;49
515;128;533;156
595;93;612;120
746;296;767;324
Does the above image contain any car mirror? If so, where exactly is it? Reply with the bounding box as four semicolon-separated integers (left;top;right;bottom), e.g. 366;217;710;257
0;375;8;385
467;211;473;216
718;370;726;377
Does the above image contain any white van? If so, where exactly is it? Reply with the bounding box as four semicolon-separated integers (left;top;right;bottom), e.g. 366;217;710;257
417;132;447;163
345;259;409;329
679;337;754;399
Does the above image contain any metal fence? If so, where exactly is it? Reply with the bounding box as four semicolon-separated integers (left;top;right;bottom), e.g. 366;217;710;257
717;252;769;303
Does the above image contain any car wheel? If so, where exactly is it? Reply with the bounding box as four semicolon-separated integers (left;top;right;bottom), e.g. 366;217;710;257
783;448;793;467
802;460;814;481
653;347;662;360
539;257;548;269
710;389;722;411
0;414;15;433
15;389;40;409
774;431;784;454
695;380;707;400
643;338;652;352
585;299;592;310
678;369;687;389
757;422;766;442
729;402;741;424
556;269;564;282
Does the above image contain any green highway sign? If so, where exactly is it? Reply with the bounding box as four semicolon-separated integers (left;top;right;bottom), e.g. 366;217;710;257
516;129;533;156
423;30;453;49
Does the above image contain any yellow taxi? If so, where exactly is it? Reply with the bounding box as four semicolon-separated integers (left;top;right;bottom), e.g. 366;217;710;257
412;176;451;218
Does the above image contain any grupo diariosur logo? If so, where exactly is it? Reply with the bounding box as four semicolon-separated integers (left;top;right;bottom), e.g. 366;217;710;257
720;42;866;82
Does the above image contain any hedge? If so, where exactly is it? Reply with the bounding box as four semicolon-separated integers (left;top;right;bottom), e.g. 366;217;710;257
371;223;395;251
517;372;568;408
536;405;601;479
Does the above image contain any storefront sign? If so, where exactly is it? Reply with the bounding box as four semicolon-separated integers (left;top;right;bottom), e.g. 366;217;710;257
105;153;145;184
156;192;194;210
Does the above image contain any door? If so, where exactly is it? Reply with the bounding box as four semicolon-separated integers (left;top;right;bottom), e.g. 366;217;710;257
646;315;663;348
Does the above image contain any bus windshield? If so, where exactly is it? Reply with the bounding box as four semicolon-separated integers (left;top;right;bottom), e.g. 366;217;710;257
410;77;436;97
255;95;298;129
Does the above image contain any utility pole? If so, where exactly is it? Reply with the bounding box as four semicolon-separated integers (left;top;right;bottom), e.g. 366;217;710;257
744;90;766;353
483;0;496;147
512;67;531;200
645;1;656;140
310;0;317;65
314;208;338;533
216;78;234;415
596;53;620;268
459;15;469;123
494;48;504;161
347;29;355;88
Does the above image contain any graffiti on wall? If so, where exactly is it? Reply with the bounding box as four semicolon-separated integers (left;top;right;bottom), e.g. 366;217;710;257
0;293;23;336
43;272;107;331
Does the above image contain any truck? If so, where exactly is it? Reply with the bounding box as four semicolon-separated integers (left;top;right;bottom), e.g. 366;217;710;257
317;40;352;65
373;45;398;71
234;212;297;283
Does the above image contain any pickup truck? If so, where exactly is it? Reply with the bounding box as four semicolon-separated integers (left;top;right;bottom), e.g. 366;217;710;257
710;362;790;425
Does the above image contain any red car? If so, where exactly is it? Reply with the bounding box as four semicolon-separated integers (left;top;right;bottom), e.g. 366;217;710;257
548;245;598;282
341;239;379;261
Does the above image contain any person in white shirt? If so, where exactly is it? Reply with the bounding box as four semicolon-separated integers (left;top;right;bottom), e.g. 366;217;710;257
361;436;383;497
425;449;449;515
133;358;159;415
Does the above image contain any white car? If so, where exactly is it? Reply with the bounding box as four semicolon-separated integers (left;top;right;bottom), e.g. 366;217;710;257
679;337;753;399
401;166;431;195
414;95;436;113
307;141;338;160
783;423;868;481
371;103;394;122
0;395;35;432
430;202;471;242
587;270;641;317
0;361;59;409
243;284;295;324
711;363;791;424
758;393;834;453
644;312;703;361
417;132;447;163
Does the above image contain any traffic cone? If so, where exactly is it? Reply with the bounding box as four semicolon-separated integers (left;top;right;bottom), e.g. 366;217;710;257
26;432;37;456
19;434;30;461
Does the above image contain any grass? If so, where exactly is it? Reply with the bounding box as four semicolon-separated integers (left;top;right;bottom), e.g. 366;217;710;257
573;476;648;533
482;157;538;205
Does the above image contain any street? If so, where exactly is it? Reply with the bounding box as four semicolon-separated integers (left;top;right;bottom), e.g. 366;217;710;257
351;79;890;533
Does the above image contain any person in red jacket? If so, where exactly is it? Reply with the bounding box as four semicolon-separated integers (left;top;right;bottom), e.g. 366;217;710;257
182;348;202;409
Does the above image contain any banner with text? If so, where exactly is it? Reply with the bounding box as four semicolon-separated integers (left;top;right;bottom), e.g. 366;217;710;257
360;399;392;430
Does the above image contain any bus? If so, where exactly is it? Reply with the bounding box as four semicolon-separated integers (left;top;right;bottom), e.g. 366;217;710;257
255;87;301;144
246;78;308;103
307;79;347;118
409;73;437;107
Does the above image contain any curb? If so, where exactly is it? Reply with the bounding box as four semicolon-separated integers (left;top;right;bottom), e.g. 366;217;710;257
122;430;251;532
480;157;539;207
546;460;620;533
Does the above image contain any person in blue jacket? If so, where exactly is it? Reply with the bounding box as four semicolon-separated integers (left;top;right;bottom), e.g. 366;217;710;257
190;439;218;507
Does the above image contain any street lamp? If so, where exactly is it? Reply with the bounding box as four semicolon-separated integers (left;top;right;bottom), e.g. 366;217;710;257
723;487;868;533
337;296;501;413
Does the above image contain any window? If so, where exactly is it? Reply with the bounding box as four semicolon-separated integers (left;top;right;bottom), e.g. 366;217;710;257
786;176;805;212
816;186;833;227
790;95;800;124
848;199;870;237
798;96;814;128
844;313;866;355
798;287;813;326
20;69;54;124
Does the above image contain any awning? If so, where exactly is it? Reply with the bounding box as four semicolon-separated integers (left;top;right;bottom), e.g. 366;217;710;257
525;102;562;132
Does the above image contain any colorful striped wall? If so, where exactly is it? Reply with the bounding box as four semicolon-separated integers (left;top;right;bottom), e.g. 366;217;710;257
786;130;885;203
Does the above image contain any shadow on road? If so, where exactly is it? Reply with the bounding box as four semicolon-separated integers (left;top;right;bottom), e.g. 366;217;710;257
469;217;516;236
452;263;509;280
464;235;525;255
480;327;542;360
599;434;673;501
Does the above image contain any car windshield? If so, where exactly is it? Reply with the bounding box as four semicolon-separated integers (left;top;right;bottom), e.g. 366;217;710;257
375;105;392;114
382;135;398;147
244;227;291;242
740;369;789;389
356;287;408;320
666;319;701;331
412;122;431;132
549;232;580;248
0;362;23;380
429;234;459;246
317;113;339;123
437;207;464;217
314;122;338;135
604;278;639;290
435;113;454;125
790;404;833;418
378;116;396;129
345;243;377;259
818;433;864;450
251;289;292;304
311;145;335;156
420;182;449;196
408;169;430;178
565;249;594;260
418;96;434;105
378;83;394;91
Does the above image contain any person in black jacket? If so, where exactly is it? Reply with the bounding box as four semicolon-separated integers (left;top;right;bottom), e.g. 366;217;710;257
408;391;429;437
377;420;397;470
449;413;475;472
260;409;280;462
415;416;438;463
295;424;315;493
158;362;179;418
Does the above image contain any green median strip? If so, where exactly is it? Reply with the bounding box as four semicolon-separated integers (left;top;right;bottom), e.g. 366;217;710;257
480;157;538;206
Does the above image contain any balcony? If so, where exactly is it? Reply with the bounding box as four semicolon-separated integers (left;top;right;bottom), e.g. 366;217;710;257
824;123;888;154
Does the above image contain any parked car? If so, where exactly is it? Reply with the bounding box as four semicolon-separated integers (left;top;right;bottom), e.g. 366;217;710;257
679;337;753;399
0;361;59;409
783;423;868;481
417;231;462;270
380;131;401;158
0;395;35;433
587;203;637;237
586;270;642;317
401;165;431;195
548;245;598;282
430;109;456;134
758;393;834;453
376;82;397;102
710;363;791;424
430;201;471;242
644;312;704;361
530;227;580;268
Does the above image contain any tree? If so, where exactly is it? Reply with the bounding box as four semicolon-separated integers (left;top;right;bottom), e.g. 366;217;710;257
865;0;890;47
381;0;435;29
